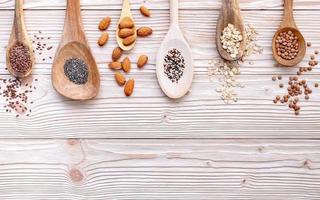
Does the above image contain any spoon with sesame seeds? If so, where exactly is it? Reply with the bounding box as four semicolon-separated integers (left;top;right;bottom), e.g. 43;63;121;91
52;0;100;100
216;0;246;61
156;0;194;99
272;0;306;67
6;0;35;78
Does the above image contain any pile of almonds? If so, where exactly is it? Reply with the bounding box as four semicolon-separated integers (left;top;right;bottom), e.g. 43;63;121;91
97;17;111;46
273;44;319;115
107;5;152;96
118;17;137;46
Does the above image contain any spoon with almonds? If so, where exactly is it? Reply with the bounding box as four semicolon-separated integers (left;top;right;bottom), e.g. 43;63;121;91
272;0;306;67
216;0;246;61
52;0;100;100
7;0;35;78
156;0;194;99
116;0;137;51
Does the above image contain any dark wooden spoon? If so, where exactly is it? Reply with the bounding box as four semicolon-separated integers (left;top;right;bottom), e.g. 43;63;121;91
6;0;35;78
272;0;306;67
52;0;100;100
216;0;246;61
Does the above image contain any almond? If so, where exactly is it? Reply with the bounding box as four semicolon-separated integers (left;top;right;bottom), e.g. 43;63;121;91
140;6;151;17
137;27;153;37
112;47;123;61
109;62;122;70
98;17;111;31
97;32;109;46
123;35;136;46
119;17;134;29
122;57;131;73
137;55;148;68
119;28;135;38
124;79;134;96
115;72;126;86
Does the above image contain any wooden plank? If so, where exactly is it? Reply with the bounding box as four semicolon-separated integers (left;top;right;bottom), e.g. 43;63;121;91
0;74;319;138
0;10;319;75
0;139;319;199
0;0;319;10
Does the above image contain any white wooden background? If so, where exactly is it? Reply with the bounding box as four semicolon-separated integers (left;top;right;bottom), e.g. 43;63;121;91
0;0;320;199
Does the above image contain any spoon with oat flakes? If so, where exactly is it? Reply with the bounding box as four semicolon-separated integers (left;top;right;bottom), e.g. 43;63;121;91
216;0;246;61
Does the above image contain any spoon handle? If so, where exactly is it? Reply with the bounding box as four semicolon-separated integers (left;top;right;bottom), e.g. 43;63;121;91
122;0;131;16
222;0;240;9
282;0;297;28
14;0;26;41
63;0;86;43
170;0;179;27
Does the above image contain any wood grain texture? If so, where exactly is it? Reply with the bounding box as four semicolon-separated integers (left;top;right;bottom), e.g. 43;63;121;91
0;9;319;75
0;139;319;199
0;0;319;10
0;2;318;137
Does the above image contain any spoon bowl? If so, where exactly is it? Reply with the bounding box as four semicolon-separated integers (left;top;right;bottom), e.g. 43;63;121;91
52;0;100;100
116;0;137;51
216;0;246;61
52;42;100;100
6;0;35;78
272;0;306;67
272;27;306;67
156;0;194;99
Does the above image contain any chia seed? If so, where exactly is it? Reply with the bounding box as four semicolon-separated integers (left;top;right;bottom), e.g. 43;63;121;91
9;42;32;73
64;58;89;85
163;48;185;83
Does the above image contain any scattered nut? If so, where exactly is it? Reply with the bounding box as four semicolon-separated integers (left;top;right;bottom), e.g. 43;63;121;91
109;62;122;70
112;47;123;61
124;79;134;96
115;72;126;86
137;55;148;68
97;32;109;46
137;27;153;37
99;17;111;31
122;57;131;73
140;6;151;17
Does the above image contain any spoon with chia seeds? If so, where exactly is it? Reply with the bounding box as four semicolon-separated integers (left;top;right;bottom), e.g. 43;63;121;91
52;0;100;100
6;0;35;78
156;0;194;99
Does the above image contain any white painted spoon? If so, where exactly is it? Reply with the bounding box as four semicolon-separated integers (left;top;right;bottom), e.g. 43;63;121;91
156;0;194;99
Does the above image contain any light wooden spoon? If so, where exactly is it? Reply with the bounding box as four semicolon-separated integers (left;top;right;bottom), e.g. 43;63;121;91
52;0;100;100
272;0;306;67
156;0;194;99
216;0;246;61
6;0;35;78
116;0;137;51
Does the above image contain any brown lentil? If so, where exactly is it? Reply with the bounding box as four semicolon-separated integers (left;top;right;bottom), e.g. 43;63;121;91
275;30;299;60
272;47;320;115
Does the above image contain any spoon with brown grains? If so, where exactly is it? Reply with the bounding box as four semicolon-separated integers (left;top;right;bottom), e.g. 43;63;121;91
6;0;35;78
272;0;306;67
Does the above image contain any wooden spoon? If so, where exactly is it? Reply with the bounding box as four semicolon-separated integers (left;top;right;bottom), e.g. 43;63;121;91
216;0;246;61
272;0;306;67
116;0;137;51
6;0;35;78
156;0;194;99
52;0;100;100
